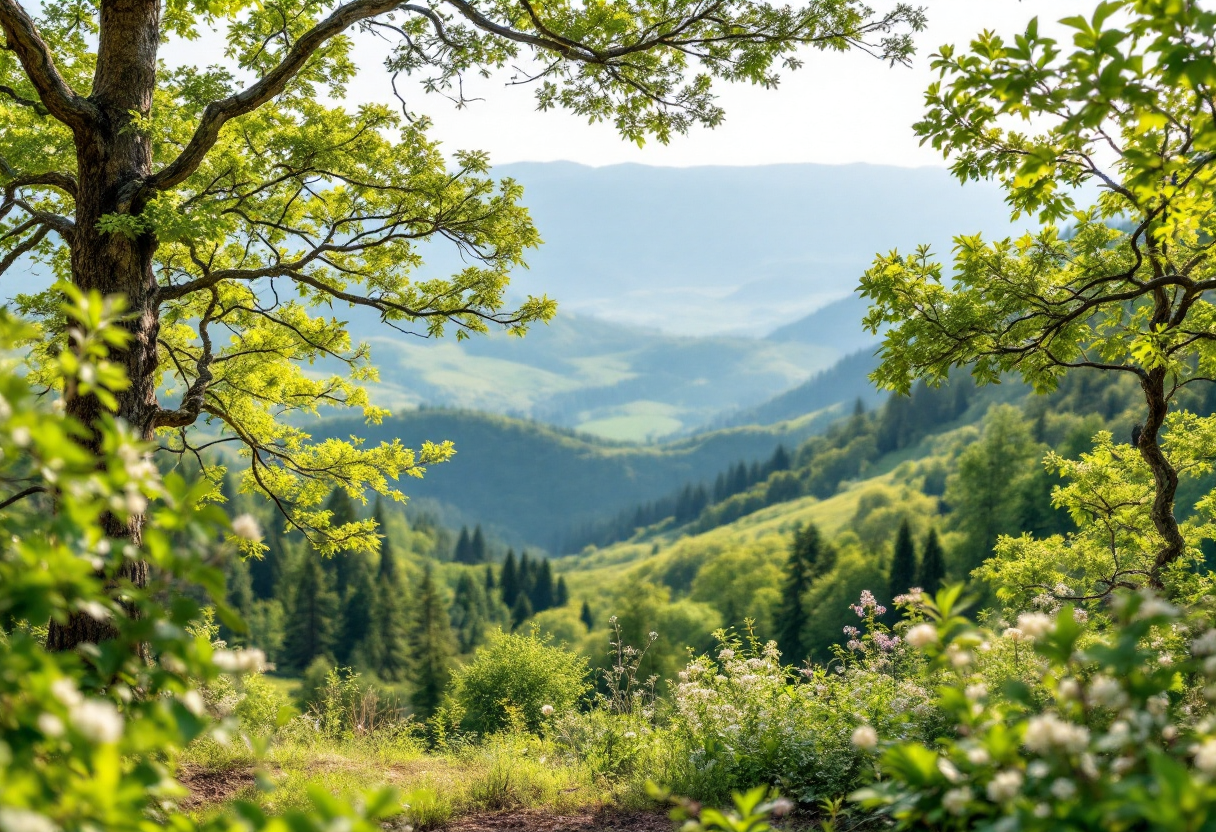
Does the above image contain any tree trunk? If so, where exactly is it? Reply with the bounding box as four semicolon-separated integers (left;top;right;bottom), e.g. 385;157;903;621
1141;367;1185;589
46;0;161;654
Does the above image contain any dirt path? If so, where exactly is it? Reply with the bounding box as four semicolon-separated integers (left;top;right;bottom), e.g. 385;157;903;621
440;809;672;832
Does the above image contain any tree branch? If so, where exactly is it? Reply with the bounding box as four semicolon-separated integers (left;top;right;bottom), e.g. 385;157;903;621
0;0;98;130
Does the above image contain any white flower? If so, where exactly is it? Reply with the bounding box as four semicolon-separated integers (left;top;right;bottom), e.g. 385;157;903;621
1057;678;1080;701
11;425;30;447
70;699;123;744
1089;676;1126;709
623;731;637;740
1050;778;1077;800
182;690;206;717
905;623;938;649
1163;725;1178;742
986;769;1024;802
1027;760;1050;779
851;724;878;750
540;704;554;717
1002;627;1026;641
0;808;56;832
1017;612;1054;640
966;747;990;766
50;678;82;707
78;600;110;622
768;798;794;818
1194;738;1216;772
1194;629;1216;657
965;683;988;701
212;648;266;674
942;787;971;816
1034;803;1052;819
1136;596;1178;620
1024;713;1089;754
938;757;963;783
231;513;263;542
718;649;735;660
37;713;64;737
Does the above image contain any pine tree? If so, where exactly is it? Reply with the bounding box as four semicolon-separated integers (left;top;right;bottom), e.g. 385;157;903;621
532;559;555;611
768;444;791;473
554;576;570;608
483;564;496;593
249;519;284;600
518;552;535;601
282;556;339;673
450;572;490;653
366;539;410;681
500;550;519;606
409;566;455;718
470;526;488;564
510;592;533;630
917;528;947;596
580;600;594;630
322;489;360;598
888;518;919;616
454;527;472;564
774;523;827;661
337;551;376;664
223;554;255;646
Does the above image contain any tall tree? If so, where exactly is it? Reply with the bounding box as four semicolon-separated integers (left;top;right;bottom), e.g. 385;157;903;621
282;556;338;673
483;564;496;594
470;526;487;564
249;519;285;601
500;550;519;607
860;3;1216;594
775;523;829;661
336;551;376;664
554;576;570;609
510;593;533;631
531;558;555;611
450;572;490;653
366;532;410;681
887;518;918;615
917;528;946;597
580;600;594;631
2;0;922;652
409;566;454;718
453;527;472;564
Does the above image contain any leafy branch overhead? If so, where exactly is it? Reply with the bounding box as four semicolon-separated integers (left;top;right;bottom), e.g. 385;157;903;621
0;0;924;562
859;1;1216;591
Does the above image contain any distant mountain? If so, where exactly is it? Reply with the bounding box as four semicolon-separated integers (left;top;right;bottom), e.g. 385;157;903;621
718;348;886;429
765;293;878;353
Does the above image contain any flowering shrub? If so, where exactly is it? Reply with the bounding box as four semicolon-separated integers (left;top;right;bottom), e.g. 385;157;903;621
854;588;1216;831
0;296;396;832
447;628;590;735
666;613;941;803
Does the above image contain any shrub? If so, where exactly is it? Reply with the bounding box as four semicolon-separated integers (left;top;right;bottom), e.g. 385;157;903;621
447;628;590;734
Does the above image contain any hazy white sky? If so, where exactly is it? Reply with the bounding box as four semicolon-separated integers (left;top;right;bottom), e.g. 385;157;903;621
336;0;1100;168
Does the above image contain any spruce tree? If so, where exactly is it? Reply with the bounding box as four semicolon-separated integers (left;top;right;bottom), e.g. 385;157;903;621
249;519;284;600
409;566;455;718
580;600;594;631
367;543;410;682
888;518;919;617
470;526;488;564
337;551;376;664
774;523;827;661
282;556;338;673
500;550;519;606
322;489;360;598
454;526;472;564
484;564;496;593
532;559;555;611
555;576;570;608
510;593;534;630
917;528;947;596
450;572;490;653
223;554;255;647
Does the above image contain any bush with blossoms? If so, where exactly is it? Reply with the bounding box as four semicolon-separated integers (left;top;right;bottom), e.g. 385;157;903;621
0;294;396;832
665;605;943;804
853;586;1216;831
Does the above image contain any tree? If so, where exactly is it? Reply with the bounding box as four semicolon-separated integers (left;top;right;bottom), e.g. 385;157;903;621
510;592;533;631
408;566;454;718
336;550;375;664
282;555;338;673
860;3;1216;593
450;572;490;653
887;518;917;615
580;600;594;631
249;519;285;600
470;525;488;564
554;576;570;608
775;522;830;661
531;558;555;611
453;527;472;564
499;550;519;607
366;530;410;681
483;564;496;594
2;0;923;653
917;528;946;596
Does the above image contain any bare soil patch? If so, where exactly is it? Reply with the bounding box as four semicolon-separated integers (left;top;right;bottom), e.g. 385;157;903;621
441;809;672;832
179;765;257;809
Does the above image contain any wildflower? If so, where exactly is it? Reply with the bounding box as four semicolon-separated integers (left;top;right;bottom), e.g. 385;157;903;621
846;640;862;651
938;757;962;783
1034;804;1052;819
37;713;64;737
965;683;987;701
718;649;734;660
70;699;124;744
966;747;990;766
51;678;82;707
623;731;637;740
1163;725;1178;742
1194;630;1216;657
1088;676;1126;709
942;787;970;815
1027;760;1050;779
11;425;30;447
78;600;110;621
1194;739;1216;772
231;513;263;542
1003;627;1026;641
873;632;901;652
850;590;886;617
851;724;878;750
1050;778;1076;800
1016;612;1053;640
541;704;554;717
843;625;860;638
1135;595;1178;620
986;769;1023;802
1057;678;1080;701
212;648;266;674
768;798;794;818
1024;713;1089;754
1073;608;1088;623
0;809;56;832
182;690;206;717
905;623;937;649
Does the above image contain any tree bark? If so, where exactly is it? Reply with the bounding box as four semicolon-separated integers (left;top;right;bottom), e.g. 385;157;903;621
46;0;161;653
1141;367;1185;588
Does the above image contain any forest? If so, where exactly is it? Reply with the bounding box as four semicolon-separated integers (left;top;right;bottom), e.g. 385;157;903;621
4;1;1216;831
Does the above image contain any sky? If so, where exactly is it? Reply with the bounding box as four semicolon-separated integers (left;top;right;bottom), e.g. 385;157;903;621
333;0;1101;169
